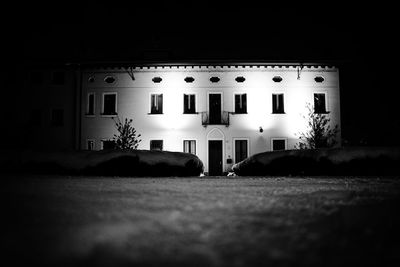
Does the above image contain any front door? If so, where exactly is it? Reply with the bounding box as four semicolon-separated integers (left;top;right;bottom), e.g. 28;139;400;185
208;140;223;175
209;94;221;124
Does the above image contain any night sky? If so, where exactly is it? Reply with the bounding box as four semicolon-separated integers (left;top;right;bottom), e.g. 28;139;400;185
3;0;399;146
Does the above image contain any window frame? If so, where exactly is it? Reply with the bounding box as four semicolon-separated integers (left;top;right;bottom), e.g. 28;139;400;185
270;138;288;151
101;139;116;150
233;93;247;114
313;92;328;114
183;93;197;114
233;138;250;163
149;93;164;114
86;92;95;116
272;93;285;114
150;139;164;151
183;139;197;155
101;92;118;116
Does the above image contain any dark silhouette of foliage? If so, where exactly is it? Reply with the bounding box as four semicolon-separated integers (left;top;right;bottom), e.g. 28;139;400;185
112;116;141;150
295;103;339;149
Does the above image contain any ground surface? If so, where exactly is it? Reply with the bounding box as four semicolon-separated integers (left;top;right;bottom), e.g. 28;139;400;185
2;176;400;267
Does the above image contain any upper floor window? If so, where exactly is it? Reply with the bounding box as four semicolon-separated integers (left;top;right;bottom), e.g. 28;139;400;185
184;77;195;83
272;93;284;114
102;93;117;115
52;71;65;85
86;93;95;115
183;94;196;114
235;76;246;83
271;138;287;151
150;140;163;151
314;93;327;113
50;108;64;127
104;76;116;84
210;76;220;83
183;140;196;155
150;94;163;114
272;76;283;83
152;77;162;83
314;76;325;83
234;94;247;114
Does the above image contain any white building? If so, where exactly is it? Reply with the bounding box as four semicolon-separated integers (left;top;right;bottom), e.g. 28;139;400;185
79;62;341;175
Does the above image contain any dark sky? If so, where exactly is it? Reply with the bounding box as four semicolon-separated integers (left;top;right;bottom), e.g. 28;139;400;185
3;0;399;145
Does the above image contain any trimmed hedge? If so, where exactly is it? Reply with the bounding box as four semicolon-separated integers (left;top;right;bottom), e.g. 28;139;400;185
232;147;400;176
0;149;204;177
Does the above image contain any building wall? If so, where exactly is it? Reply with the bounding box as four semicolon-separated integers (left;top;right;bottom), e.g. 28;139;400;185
80;65;340;173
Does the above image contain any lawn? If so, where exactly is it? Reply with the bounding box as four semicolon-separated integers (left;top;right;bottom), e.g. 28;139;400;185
2;176;400;267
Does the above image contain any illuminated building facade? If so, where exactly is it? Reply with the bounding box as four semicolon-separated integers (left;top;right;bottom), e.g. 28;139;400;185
80;62;341;175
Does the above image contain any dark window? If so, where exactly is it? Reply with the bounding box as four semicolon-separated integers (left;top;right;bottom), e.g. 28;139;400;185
103;93;117;115
272;94;284;113
210;76;220;83
184;77;195;83
235;76;246;83
151;94;163;114
235;94;247;114
183;94;196;114
87;93;95;115
87;140;95;151
314;93;327;113
150;140;163;151
104;76;116;84
315;76;325;83
52;71;65;85
183;140;196;154
272;76;283;82
88;76;95;83
152;77;162;83
272;139;286;151
29;109;42;126
235;139;248;163
30;71;43;85
51;109;64;127
102;140;115;150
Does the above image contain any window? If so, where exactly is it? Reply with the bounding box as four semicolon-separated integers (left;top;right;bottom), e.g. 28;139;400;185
314;76;325;83
183;140;196;155
88;76;95;83
150;94;163;114
234;139;248;163
52;71;65;85
184;77;195;83
101;140;115;150
272;93;284;114
234;94;247;114
271;138;287;151
210;76;220;83
272;76;283;82
104;76;116;84
102;93;117;115
51;109;64;127
152;77;162;83
87;93;95;115
150;140;163;151
87;139;95;150
183;94;196;114
235;76;246;83
314;93;327;113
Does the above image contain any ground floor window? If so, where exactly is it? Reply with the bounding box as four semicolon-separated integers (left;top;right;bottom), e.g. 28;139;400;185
150;140;163;151
183;140;196;154
87;139;95;150
101;140;115;150
234;139;248;163
271;138;287;151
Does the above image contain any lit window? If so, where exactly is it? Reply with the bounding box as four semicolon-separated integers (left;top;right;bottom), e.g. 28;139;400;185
271;139;287;151
183;94;196;114
235;76;246;83
150;140;163;151
51;109;64;127
152;77;162;83
234;94;247;114
104;76;116;84
235;139;248;163
87;93;95;115
272;76;283;82
314;93;327;113
210;76;220;83
183;140;196;155
102;140;115;150
102;93;117;115
52;71;65;85
87;140;95;151
272;94;284;114
150;94;163;114
184;77;195;83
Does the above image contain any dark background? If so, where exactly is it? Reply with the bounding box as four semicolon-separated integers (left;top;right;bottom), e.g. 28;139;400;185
2;0;398;146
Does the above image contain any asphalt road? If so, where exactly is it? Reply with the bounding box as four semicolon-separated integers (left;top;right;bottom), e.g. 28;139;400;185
2;176;400;267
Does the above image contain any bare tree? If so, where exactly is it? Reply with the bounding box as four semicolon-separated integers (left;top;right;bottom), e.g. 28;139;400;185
112;116;142;150
295;103;339;149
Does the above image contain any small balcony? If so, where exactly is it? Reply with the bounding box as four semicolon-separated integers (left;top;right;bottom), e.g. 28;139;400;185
201;111;232;126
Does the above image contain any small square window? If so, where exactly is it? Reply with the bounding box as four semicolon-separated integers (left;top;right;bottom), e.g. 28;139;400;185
150;94;163;114
102;140;115;150
272;94;284;114
183;140;196;155
183;94;196;114
51;109;64;127
272;139;286;151
52;71;65;85
314;93;327;113
150;140;163;151
102;93;117;115
235;94;247;114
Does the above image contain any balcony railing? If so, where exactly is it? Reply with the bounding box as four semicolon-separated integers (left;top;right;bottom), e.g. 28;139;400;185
201;111;232;126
